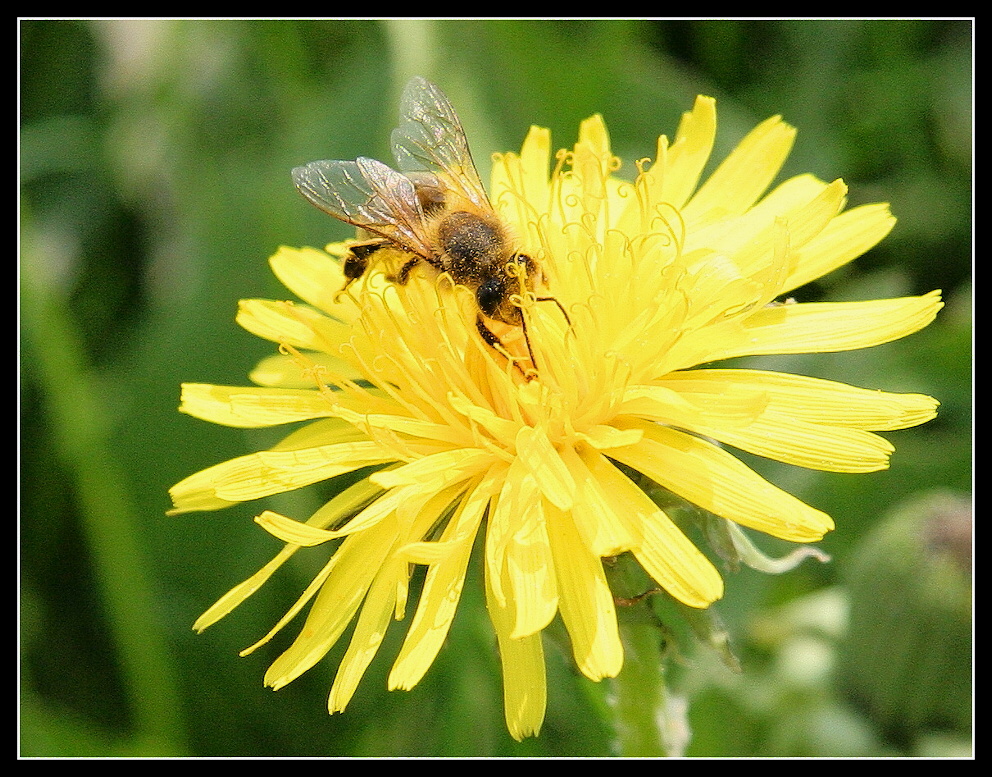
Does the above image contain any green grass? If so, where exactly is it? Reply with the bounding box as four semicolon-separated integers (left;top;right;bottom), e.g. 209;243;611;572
20;19;971;757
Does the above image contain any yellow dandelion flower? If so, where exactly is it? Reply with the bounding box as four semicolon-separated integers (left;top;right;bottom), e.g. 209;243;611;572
170;80;941;741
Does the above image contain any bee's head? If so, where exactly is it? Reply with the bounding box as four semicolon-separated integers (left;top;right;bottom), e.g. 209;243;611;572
476;274;515;324
477;254;539;325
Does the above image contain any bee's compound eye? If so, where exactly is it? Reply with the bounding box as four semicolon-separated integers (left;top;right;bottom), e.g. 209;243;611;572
476;277;507;320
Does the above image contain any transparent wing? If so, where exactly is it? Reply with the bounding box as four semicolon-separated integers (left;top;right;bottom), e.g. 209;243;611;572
390;76;491;210
292;156;433;257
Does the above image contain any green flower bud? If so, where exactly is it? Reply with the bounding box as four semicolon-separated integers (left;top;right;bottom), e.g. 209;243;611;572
839;491;972;746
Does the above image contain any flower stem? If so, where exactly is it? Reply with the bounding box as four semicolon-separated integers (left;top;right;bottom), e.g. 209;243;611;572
21;227;186;755
611;614;680;757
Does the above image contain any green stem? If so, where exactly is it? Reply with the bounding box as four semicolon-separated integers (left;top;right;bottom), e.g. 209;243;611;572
611;616;672;757
21;230;186;755
384;18;440;85
603;554;693;757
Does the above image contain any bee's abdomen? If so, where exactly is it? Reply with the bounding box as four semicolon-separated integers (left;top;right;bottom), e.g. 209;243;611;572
437;211;503;279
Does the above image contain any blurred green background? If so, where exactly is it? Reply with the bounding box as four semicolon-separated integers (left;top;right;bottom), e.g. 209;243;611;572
20;19;972;757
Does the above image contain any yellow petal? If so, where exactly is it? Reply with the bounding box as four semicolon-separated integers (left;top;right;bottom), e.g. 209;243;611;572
240;554;340;657
661;368;939;431
314;482;464;713
491;125;552;249
750;176;846;252
577;424;644;450
223;480;388;654
308;474;383;524
654;371;909;473
578;451;724;608
328;554;404;713
268;245;358;320
686;175;841;270
193;543;300;632
236;298;350;352
248;351;363;389
169;441;394;510
505;496;558;639
546;502;623;681
486;559;547;741
264;514;398;690
331;403;470;447
485;457;539;609
370;447;491;490
389;472;497;690
179;383;335;427
718;291;943;359
610;421;834;543
617;382;767;430
683;113;796;226
448;392;521;445
515;425;575;510
658;94;717;210
164;491;237;516
269;417;370;451
783;203;896;293
560;445;636;558
255;510;340;546
692;415;896;473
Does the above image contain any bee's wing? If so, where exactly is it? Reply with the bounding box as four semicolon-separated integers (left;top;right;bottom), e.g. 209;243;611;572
292;156;433;258
391;76;492;210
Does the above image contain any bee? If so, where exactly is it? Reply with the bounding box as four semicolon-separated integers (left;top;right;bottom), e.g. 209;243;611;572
292;76;561;375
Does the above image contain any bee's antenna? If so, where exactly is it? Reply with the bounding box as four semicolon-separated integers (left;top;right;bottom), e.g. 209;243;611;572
534;295;571;327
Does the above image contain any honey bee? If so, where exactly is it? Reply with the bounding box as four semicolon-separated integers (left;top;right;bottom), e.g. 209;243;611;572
292;76;561;374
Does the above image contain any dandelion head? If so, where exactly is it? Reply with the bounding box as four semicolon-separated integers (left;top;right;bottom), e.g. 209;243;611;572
170;81;941;740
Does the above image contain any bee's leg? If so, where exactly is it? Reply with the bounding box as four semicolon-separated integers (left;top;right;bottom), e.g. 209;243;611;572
475;315;504;352
341;252;369;286
518;315;540;380
389;256;421;285
338;241;385;296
